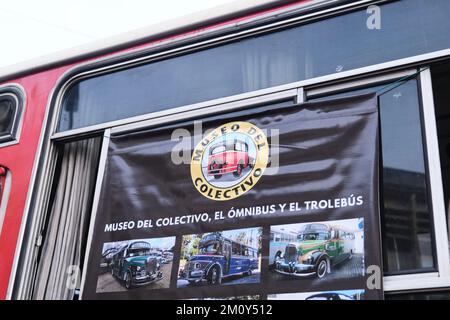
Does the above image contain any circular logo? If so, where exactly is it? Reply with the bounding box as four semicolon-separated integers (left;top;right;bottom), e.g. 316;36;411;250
191;121;269;201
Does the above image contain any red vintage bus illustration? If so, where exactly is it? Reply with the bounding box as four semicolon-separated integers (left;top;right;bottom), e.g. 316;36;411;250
207;139;251;179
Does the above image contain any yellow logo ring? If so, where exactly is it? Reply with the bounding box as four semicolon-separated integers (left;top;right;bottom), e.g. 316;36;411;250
191;121;269;201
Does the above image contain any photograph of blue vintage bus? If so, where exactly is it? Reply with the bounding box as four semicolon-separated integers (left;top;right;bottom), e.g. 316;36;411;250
177;227;261;287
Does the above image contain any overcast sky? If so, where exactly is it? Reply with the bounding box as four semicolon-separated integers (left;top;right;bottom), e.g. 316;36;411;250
0;0;234;68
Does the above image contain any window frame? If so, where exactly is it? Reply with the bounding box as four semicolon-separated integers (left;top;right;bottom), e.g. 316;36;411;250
0;84;25;147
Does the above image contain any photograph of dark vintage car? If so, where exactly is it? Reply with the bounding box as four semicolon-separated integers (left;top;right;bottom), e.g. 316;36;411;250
268;289;364;300
270;218;364;281
96;237;175;293
177;227;261;287
305;292;354;300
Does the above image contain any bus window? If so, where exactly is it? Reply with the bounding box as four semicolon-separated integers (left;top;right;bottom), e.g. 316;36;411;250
0;98;14;138
0;88;23;145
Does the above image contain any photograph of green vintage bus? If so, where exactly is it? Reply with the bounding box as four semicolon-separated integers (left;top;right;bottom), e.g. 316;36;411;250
269;218;364;281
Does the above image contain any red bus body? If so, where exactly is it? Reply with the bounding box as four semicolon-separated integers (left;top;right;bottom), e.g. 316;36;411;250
207;140;250;177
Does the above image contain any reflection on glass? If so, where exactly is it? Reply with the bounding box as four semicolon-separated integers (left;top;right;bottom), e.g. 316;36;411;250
59;0;450;131
308;79;435;275
0;98;15;136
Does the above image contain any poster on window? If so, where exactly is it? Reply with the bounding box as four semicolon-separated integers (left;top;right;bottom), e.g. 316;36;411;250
81;93;383;300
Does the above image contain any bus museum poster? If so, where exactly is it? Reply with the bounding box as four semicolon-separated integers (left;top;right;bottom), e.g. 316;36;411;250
81;93;383;300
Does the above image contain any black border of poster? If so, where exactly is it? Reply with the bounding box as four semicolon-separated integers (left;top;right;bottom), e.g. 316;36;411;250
81;92;383;300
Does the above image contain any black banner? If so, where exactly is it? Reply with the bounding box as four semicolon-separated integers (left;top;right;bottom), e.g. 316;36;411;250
81;93;383;300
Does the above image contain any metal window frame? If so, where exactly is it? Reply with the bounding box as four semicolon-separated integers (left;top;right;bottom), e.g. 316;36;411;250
79;129;111;299
8;0;450;299
0;84;26;147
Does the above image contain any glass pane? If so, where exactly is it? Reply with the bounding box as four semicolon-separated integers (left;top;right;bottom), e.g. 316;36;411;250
0;98;15;137
308;78;435;275
59;0;450;131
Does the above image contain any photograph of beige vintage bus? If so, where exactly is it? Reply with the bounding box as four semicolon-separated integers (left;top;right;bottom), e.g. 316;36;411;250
270;218;364;281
